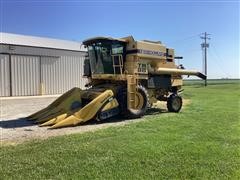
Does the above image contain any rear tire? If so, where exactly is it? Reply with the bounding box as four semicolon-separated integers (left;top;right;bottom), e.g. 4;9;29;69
167;94;182;112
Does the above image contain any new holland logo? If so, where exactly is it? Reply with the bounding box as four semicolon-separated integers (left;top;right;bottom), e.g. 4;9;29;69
127;49;166;57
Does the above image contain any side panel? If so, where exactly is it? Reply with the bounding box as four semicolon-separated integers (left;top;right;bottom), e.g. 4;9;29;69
0;54;10;96
41;56;86;95
11;55;40;96
148;75;171;89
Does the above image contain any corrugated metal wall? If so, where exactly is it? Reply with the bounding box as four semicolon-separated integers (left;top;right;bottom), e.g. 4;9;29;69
0;45;86;97
41;56;87;95
0;54;10;96
11;55;40;96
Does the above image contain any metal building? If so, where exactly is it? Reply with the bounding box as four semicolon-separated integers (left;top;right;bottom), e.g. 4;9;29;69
0;32;87;97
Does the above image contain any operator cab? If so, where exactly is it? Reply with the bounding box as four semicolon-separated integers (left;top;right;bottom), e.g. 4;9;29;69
83;37;126;76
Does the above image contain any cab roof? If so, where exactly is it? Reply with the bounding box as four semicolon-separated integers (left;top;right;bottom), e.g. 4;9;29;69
83;36;127;45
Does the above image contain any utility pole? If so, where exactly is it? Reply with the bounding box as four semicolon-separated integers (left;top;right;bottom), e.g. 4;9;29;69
200;32;210;86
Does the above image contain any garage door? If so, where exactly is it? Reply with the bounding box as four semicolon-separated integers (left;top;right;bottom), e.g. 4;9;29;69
11;55;40;96
41;56;86;95
0;54;10;96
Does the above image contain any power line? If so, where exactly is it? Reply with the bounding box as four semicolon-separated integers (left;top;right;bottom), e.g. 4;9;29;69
208;46;231;78
168;34;200;45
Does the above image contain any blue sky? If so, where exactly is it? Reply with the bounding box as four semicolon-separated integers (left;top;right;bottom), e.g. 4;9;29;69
1;0;239;78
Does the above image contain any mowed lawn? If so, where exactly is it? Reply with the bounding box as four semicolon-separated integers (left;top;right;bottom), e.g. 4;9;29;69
1;81;239;179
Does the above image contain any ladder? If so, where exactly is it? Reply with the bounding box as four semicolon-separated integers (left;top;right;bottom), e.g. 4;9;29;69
112;54;123;75
127;67;139;109
127;75;137;109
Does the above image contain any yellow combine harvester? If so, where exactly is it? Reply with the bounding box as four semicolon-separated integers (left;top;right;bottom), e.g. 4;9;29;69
28;36;206;128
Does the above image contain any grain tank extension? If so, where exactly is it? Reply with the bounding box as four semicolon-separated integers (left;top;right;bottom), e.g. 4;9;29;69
27;36;206;128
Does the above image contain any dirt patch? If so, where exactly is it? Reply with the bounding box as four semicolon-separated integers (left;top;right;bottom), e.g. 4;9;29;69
0;97;190;145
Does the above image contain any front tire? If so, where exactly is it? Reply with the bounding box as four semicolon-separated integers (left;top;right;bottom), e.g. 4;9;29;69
167;94;182;112
126;85;149;118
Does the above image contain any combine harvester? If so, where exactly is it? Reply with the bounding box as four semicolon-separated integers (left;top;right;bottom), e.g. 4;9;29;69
28;36;206;128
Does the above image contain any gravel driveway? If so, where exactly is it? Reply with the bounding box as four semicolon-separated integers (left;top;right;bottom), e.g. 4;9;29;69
0;95;189;145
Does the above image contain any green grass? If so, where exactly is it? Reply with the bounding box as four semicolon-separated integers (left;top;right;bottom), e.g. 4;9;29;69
1;81;240;179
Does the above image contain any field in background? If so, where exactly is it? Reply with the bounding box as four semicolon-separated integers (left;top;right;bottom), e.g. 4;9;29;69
0;80;239;179
184;78;240;86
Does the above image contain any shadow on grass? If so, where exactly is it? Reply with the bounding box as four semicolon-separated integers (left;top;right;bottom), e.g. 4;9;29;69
0;107;167;129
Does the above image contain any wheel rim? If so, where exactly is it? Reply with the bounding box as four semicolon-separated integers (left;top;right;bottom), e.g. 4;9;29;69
172;98;181;110
134;92;144;110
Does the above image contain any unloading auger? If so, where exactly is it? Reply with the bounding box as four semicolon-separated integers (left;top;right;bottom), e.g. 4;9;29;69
27;35;206;128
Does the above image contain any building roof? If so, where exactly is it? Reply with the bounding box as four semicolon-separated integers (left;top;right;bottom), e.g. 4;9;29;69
0;32;86;52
